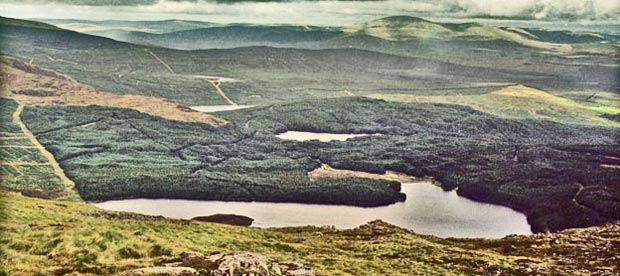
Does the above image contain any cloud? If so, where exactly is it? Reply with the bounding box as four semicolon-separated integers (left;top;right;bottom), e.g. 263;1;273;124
452;0;620;20
1;0;619;24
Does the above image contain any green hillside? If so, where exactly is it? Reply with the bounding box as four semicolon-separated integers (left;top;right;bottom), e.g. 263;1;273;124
369;85;620;127
2;17;618;108
0;16;61;30
0;98;68;199
46;16;620;58
38;18;221;34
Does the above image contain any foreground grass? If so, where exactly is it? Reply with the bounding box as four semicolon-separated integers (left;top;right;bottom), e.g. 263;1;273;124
1;192;619;275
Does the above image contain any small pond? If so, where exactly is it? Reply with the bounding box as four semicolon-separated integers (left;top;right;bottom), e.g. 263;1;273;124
190;105;254;112
276;131;381;142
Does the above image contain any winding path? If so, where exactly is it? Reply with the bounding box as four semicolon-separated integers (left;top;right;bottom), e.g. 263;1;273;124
12;104;75;189
207;80;236;105
145;49;236;105
146;49;175;74
571;183;591;211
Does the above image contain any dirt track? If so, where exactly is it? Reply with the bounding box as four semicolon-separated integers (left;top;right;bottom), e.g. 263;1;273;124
208;80;236;105
145;49;175;74
12;104;75;189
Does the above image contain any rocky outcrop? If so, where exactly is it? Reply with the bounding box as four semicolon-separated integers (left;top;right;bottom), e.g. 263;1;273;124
179;251;314;276
497;222;620;274
191;214;254;227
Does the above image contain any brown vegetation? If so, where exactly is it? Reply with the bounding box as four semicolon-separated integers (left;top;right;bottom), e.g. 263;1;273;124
308;163;420;183
0;57;226;126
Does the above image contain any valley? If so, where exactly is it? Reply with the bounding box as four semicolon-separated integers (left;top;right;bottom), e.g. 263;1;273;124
1;15;619;233
0;13;619;275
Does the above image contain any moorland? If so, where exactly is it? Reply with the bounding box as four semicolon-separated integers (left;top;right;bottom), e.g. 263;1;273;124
0;15;619;275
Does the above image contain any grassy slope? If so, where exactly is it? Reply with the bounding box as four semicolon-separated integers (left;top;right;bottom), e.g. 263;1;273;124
1;191;619;275
343;16;576;53
0;16;61;30
369;85;620;127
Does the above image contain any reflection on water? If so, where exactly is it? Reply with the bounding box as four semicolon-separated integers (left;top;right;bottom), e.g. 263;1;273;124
276;131;381;142
95;182;531;238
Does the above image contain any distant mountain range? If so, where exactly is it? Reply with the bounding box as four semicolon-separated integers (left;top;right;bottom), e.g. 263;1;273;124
37;18;221;34
37;16;620;55
2;15;618;101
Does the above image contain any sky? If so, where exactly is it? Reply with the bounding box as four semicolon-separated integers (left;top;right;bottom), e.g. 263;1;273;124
1;0;619;26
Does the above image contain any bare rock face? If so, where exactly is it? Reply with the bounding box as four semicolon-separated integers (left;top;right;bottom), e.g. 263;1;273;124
120;266;198;276
180;251;314;276
208;252;270;276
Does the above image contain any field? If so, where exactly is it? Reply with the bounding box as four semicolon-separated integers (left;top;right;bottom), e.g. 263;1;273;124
0;98;77;200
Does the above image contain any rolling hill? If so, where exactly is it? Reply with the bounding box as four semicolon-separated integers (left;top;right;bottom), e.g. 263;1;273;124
44;16;620;57
38;18;221;34
2;16;618;109
0;16;62;30
369;84;620;127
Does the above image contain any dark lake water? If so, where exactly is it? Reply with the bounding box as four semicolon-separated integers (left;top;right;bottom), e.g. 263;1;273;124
94;182;531;238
